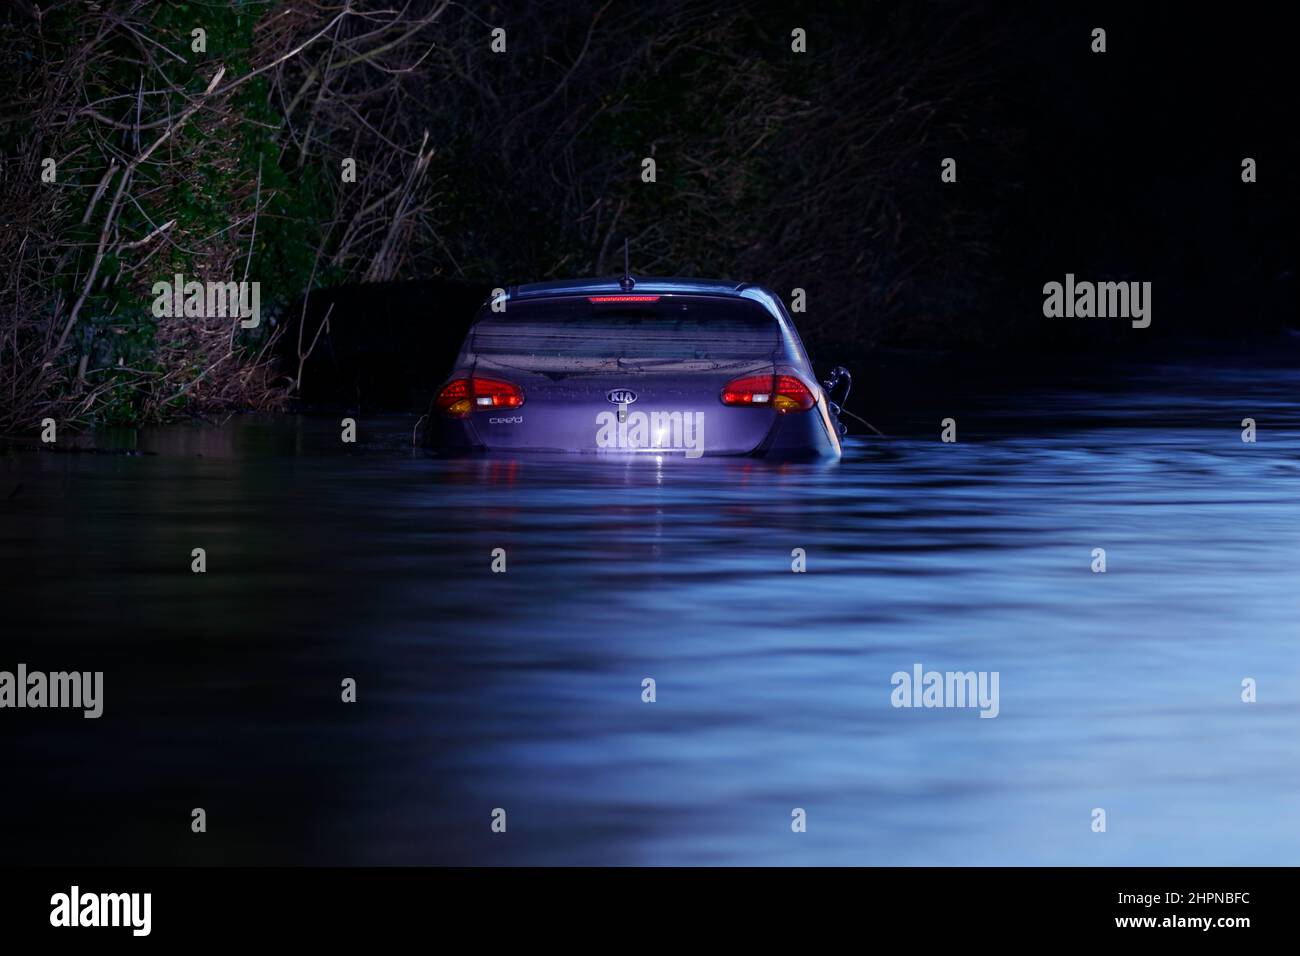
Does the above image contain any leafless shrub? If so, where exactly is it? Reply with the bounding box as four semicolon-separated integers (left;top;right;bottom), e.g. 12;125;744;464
0;0;446;430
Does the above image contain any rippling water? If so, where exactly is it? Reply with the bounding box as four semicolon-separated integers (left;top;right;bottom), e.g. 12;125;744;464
2;349;1298;865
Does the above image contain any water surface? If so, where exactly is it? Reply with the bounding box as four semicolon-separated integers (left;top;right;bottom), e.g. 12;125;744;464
2;350;1298;865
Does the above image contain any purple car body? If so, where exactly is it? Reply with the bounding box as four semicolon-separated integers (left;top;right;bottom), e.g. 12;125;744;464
428;277;844;458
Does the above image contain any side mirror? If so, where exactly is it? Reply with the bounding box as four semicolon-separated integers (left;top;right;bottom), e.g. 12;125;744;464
822;365;852;413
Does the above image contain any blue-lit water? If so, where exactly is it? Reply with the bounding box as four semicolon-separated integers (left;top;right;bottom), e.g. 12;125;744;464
2;353;1298;865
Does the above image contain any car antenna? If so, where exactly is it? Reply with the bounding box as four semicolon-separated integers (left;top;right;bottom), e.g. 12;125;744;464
619;238;635;291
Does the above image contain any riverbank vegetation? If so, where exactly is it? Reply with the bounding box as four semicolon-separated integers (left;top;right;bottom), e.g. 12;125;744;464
1;1;1019;429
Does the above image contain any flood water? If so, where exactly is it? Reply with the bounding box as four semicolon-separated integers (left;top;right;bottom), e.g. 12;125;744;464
2;346;1298;865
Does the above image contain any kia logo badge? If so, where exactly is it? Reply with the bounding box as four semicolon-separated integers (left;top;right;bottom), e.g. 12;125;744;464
606;388;638;405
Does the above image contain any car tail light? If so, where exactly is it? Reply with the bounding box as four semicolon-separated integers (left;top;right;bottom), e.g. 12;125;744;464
436;377;525;418
587;295;661;303
720;373;815;414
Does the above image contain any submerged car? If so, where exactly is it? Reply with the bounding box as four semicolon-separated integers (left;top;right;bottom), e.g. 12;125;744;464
426;276;850;458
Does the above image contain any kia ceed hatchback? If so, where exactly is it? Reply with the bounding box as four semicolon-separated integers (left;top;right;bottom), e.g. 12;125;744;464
426;277;848;458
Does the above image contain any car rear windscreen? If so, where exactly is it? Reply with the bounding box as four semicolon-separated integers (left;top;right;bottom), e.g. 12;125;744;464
470;295;781;361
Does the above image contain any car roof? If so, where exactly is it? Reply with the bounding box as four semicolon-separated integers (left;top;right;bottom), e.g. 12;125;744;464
509;276;750;300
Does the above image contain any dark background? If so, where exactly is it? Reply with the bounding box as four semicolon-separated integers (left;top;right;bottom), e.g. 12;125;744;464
284;1;1296;414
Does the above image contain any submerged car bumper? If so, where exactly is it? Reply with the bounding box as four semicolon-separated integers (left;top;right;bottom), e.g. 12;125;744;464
427;397;841;459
